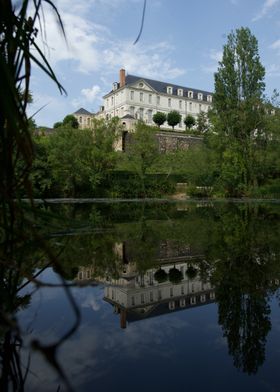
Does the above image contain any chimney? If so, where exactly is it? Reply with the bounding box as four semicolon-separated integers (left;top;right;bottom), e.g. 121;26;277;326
120;309;127;329
119;68;126;88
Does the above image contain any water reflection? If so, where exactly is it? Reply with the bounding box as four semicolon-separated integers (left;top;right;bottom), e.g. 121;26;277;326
77;257;215;329
1;202;280;390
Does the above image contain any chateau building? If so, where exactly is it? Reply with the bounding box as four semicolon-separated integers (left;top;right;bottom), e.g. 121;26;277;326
99;69;213;131
73;107;94;129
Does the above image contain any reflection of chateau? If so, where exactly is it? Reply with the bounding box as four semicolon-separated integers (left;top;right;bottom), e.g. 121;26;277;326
103;261;215;329
76;239;215;329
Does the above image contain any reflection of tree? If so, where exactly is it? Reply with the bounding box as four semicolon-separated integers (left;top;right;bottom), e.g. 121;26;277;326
168;267;183;284
216;276;271;374
154;268;168;283
210;204;280;375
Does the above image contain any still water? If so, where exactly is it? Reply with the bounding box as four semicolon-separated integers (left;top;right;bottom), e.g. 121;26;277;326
3;201;280;391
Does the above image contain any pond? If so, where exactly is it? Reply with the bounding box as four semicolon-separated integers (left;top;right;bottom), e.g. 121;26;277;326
1;201;280;391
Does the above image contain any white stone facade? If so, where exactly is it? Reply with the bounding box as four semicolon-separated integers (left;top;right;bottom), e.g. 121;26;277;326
99;69;213;131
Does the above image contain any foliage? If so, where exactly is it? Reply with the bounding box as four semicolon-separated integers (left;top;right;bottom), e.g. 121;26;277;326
196;112;210;133
62;114;79;129
42;118;120;197
53;121;62;129
184;115;196;131
167;110;182;129
153;111;167;127
0;0;66;222
211;27;267;196
124;123;159;196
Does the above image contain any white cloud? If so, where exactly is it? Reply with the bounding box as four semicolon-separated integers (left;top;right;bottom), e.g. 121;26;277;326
34;1;184;80
102;41;185;80
209;49;223;62
252;0;279;22
81;85;101;103
202;49;223;74
266;63;280;77
270;39;280;52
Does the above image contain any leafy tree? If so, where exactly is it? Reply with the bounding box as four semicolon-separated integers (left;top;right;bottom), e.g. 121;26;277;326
53;121;62;129
62;114;79;129
196;112;210;133
153;112;166;127
211;27;266;195
47;118;120;196
167;110;181;129
184;115;196;131
126;123;159;196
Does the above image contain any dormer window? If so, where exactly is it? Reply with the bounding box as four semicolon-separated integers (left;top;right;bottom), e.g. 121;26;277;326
207;95;212;102
113;82;118;91
139;82;144;88
198;93;203;100
177;89;183;96
188;91;193;99
167;86;173;95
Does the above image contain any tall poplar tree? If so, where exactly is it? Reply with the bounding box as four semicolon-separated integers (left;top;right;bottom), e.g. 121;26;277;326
212;27;266;195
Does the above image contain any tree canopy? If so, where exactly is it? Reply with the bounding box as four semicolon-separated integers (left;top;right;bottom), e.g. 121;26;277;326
153;112;166;127
167;110;181;129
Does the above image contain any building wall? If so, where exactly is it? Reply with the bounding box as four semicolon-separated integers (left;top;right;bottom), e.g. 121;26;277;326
101;82;212;131
74;113;94;129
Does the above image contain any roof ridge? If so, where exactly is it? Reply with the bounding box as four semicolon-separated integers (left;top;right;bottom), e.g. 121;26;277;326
126;74;212;94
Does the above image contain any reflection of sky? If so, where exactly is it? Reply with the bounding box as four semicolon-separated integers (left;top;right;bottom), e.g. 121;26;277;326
17;269;280;392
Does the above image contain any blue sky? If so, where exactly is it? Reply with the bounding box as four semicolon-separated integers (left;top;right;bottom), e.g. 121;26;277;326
29;0;280;126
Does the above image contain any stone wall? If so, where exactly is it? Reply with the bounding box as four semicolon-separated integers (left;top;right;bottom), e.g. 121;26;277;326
124;131;203;153
156;131;202;153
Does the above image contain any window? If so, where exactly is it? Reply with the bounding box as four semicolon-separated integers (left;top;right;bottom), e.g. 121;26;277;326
147;110;152;123
170;287;173;297
199;104;202;112
178;89;183;96
149;94;152;104
198;93;203;100
139;108;144;120
168;98;171;108
190;296;196;305
132;296;135;305
210;292;215;300
140;92;143;102
130;106;135;116
130;90;134;100
139;82;144;88
150;292;153;302
207;95;212;102
169;301;175;310
158;290;162;300
188;91;193;98
87;117;90;125
157;95;160;105
181;286;184;295
141;294;144;304
111;96;114;105
179;100;182;109
79;116;82;123
189;102;192;112
167;86;173;94
200;295;206;303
